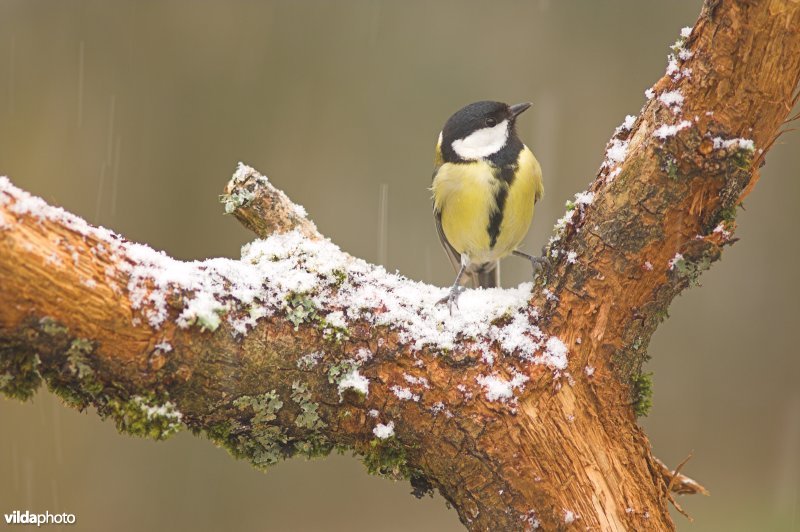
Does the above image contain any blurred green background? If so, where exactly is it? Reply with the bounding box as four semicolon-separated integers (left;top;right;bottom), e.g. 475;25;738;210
1;1;798;531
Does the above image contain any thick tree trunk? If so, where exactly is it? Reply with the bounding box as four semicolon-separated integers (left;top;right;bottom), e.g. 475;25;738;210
1;1;799;530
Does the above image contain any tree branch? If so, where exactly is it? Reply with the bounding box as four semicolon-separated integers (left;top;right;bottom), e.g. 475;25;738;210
2;1;799;530
220;164;320;239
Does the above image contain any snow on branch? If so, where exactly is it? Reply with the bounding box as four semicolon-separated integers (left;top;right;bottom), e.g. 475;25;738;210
0;166;569;405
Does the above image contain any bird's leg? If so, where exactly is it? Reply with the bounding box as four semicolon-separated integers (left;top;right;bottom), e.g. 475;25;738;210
437;254;469;315
512;249;546;278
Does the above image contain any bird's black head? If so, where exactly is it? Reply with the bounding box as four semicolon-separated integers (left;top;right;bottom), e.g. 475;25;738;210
438;101;531;163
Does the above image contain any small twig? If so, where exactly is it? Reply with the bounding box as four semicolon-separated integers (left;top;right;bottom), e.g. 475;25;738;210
654;455;709;496
220;163;320;239
666;452;693;494
653;452;706;521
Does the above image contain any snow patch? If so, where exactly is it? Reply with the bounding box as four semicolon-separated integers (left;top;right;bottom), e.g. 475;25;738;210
658;90;684;112
476;373;529;402
574;191;594;206
713;223;732;241
338;368;369;396
605;139;628;164
133;396;183;423
154;341;172;353
543;337;569;370
653;120;692;139
373;421;395;439
0;171;573;379
324;310;347;329
403;374;430;389
712;137;755;151
176;292;225;331
391;385;419;402
614;115;637;135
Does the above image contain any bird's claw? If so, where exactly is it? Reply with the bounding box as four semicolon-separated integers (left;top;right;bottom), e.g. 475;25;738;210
513;249;547;279
529;256;546;276
437;285;466;315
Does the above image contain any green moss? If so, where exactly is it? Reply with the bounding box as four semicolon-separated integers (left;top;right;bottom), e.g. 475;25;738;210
611;330;654;419
361;437;412;480
330;269;348;288
707;143;754;231
205;421;233;443
717;204;739;225
293;435;334;459
730;144;754;170
104;394;183;440
0;349;42;401
3;323;183;441
632;372;654;417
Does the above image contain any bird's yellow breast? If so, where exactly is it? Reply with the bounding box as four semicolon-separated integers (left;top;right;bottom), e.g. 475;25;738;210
432;146;542;264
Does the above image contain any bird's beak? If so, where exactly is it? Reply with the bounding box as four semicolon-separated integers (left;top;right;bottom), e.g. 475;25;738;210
510;102;532;118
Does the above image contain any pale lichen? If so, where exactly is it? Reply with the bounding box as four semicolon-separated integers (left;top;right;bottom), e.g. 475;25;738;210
290;381;326;431
231;390;287;467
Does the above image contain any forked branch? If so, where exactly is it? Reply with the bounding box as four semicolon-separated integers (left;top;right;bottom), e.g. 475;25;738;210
2;1;799;529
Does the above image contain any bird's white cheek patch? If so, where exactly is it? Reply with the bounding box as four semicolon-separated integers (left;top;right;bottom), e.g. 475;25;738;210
451;120;509;160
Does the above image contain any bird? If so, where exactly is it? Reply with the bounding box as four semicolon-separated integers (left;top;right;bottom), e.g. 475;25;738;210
431;100;544;313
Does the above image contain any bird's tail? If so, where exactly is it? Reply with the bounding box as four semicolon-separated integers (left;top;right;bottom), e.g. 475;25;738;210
472;261;500;289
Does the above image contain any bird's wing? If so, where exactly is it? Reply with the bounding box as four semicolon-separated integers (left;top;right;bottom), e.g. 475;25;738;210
434;207;463;276
432;144;464;279
434;206;499;288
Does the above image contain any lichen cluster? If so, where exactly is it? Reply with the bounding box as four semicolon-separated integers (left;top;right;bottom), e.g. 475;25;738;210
0;317;184;440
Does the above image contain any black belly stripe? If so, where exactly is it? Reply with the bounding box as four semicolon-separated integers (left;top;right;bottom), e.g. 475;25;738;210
487;165;516;249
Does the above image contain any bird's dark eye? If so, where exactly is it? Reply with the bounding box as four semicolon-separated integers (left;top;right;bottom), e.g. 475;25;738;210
485;117;497;127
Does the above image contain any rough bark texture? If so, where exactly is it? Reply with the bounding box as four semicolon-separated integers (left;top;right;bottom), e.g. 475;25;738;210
1;1;799;530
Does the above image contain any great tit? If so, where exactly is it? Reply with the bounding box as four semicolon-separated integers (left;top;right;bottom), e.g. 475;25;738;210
431;100;544;312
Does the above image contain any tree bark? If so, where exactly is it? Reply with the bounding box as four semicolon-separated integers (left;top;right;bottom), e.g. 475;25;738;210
1;1;799;530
